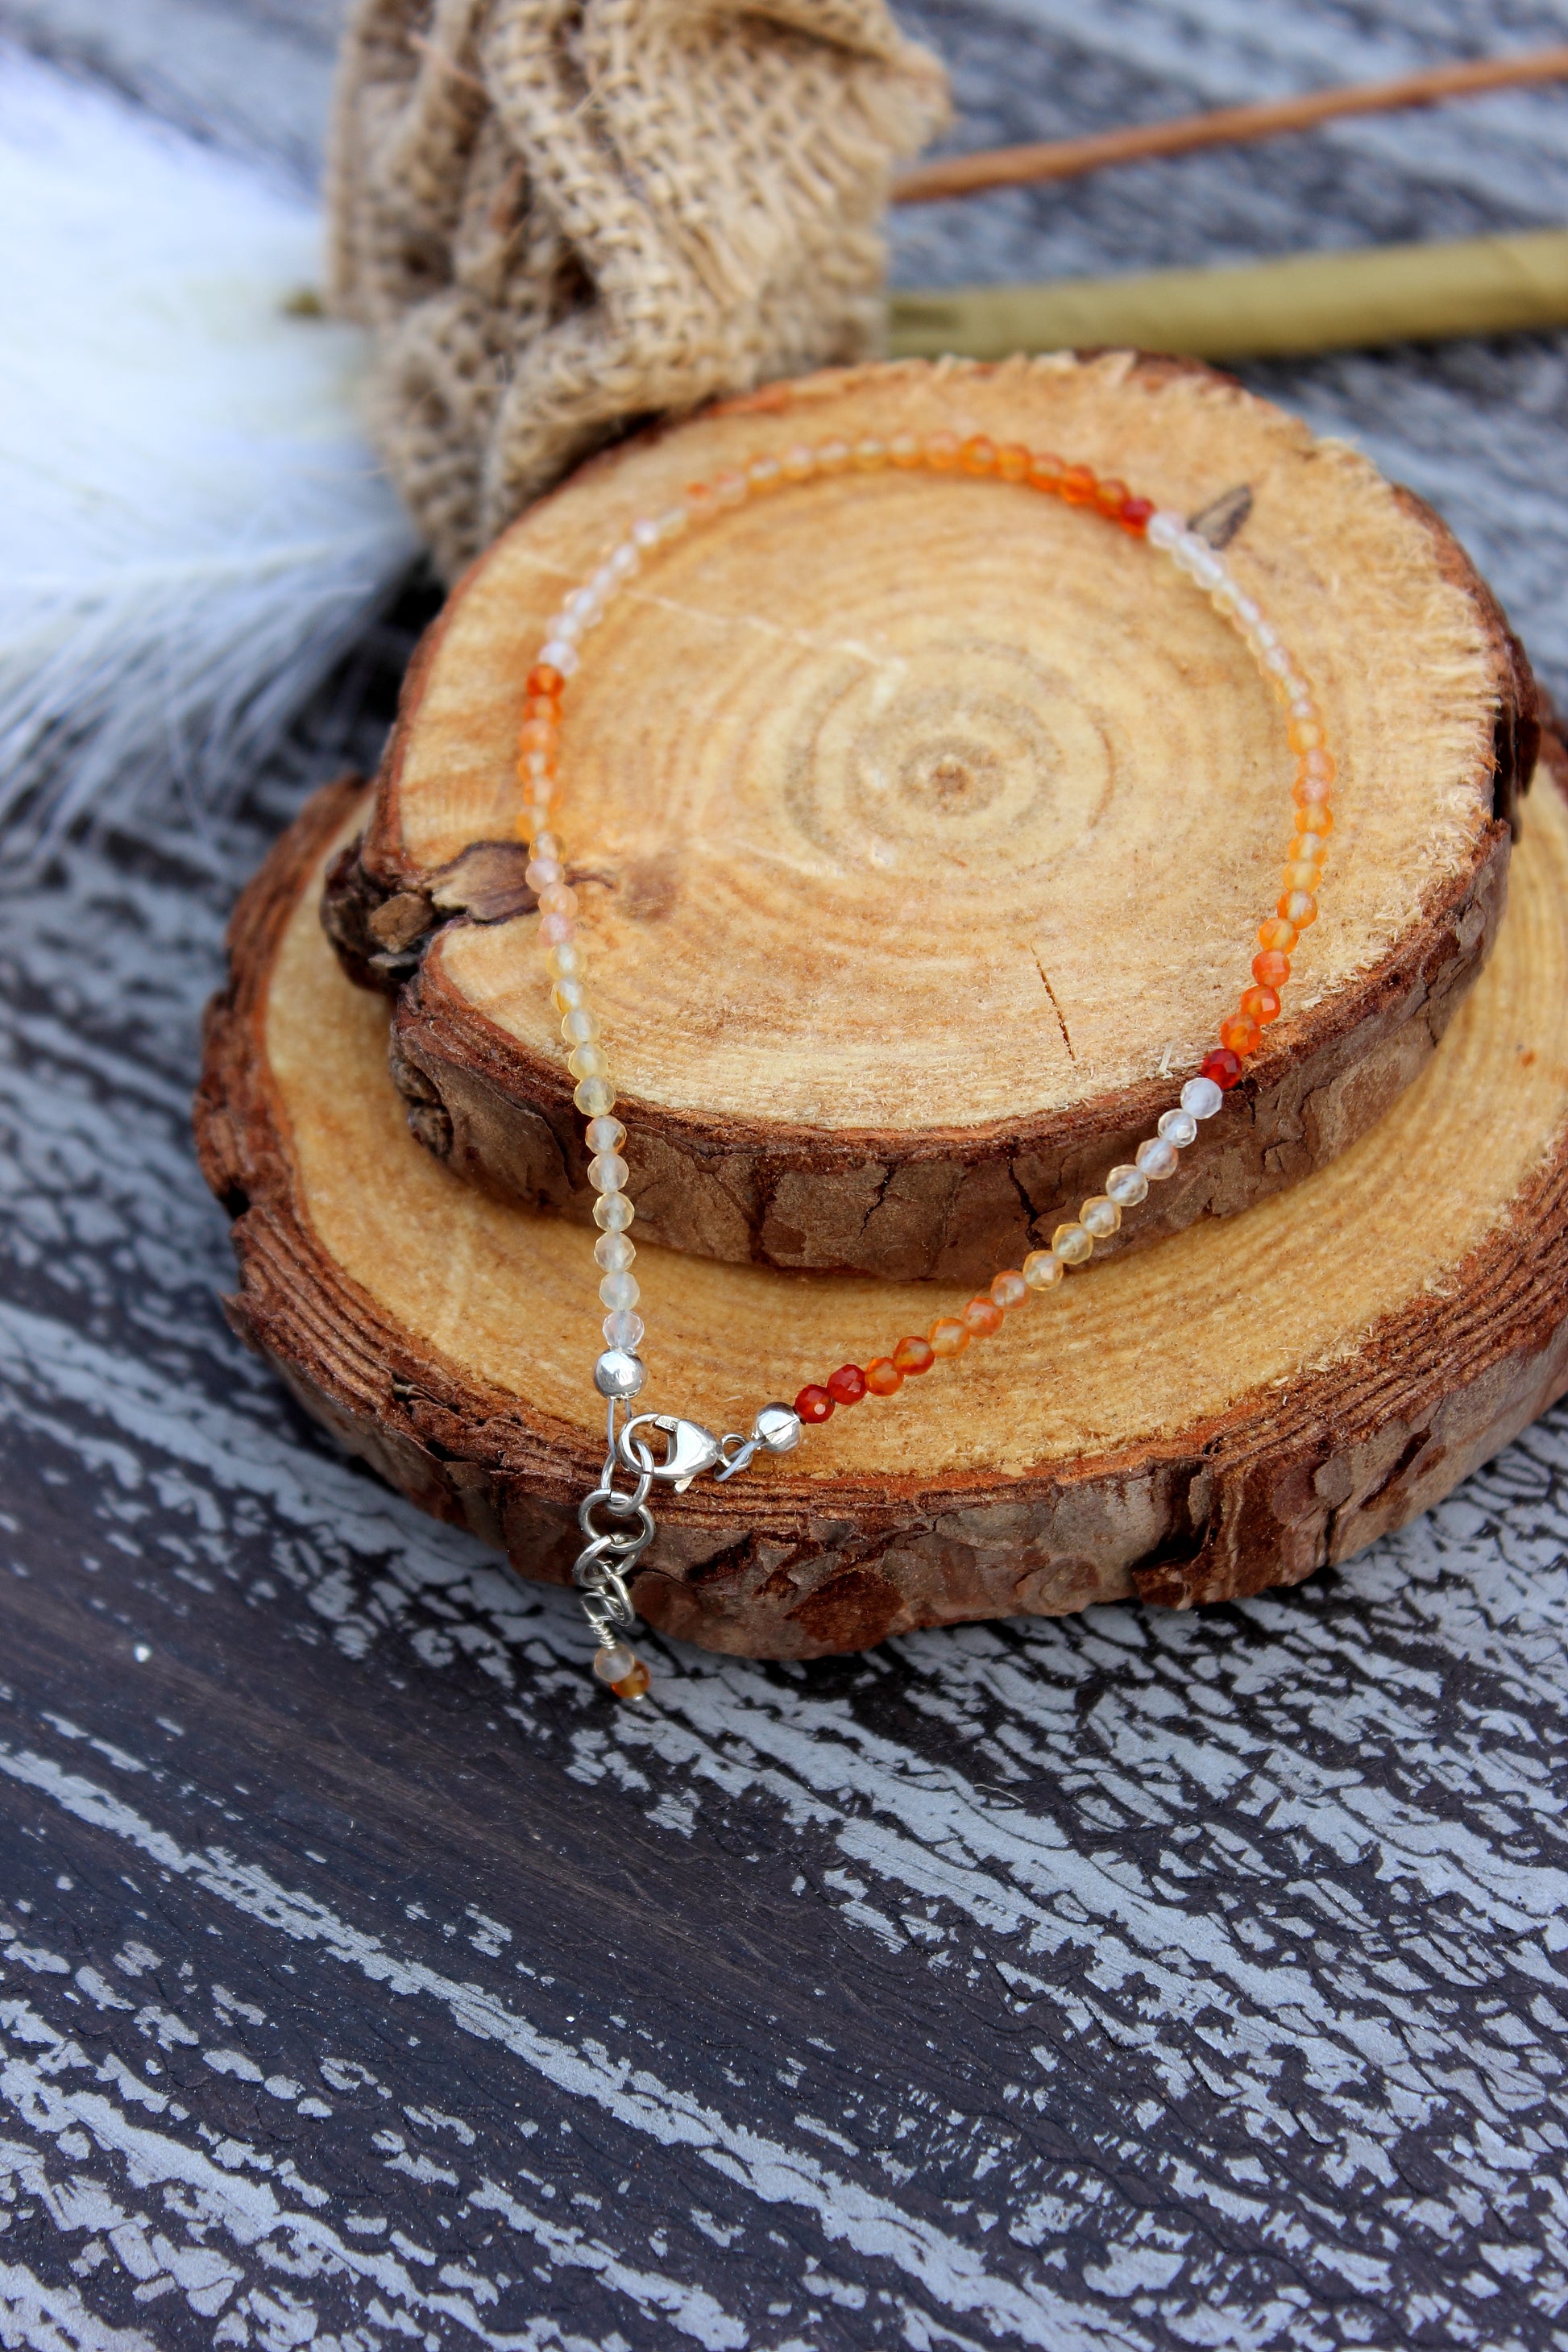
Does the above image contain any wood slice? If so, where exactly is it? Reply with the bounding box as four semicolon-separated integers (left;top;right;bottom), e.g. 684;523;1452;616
330;354;1535;1284
201;758;1568;1660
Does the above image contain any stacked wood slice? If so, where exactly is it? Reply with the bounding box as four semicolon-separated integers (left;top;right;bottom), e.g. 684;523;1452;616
197;357;1568;1661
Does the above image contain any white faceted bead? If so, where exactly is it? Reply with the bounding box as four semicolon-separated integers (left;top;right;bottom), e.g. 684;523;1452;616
593;1193;634;1232
1105;1164;1148;1208
538;637;578;674
599;1271;640;1311
1181;1076;1224;1120
585;1115;626;1155
608;542;640;579
1023;1249;1064;1290
594;1232;636;1272
1135;1136;1180;1181
1080;1195;1121;1239
632;517;662;550
1157;1107;1198;1148
1147;510;1183;550
603;1309;645;1350
589;1152;628;1193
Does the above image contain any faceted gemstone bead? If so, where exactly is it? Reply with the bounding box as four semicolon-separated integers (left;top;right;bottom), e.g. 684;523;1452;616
517;716;557;753
1279;890;1318;927
567;1045;610;1081
594;1233;636;1271
923;432;960;469
854;438;888;469
961;1296;1005;1337
1297;748;1337;786
585;1114;625;1154
889;433;922;467
795;1383;835;1423
1280;861;1321;896
1219;1013;1262;1057
603;1309;644;1350
1060;463;1097;505
560;1006;599;1043
593;1193;634;1231
525;663;565;699
816;439;852;473
1287;716;1326;753
928;1317;969;1357
537;883;578;917
521;693;559;725
611;1661;651;1701
1289;836;1329;873
1105;1164;1148;1207
997;442;1030;480
1135;1137;1179;1181
892;1335;935;1375
1180;1075;1225;1119
539;913;575;946
1022;1250;1064;1289
1240;985;1281;1024
712;469;748;506
589;1151;628;1192
1157;1107;1198;1147
1201;1047;1243;1090
826;1363;868;1406
747;454;783;493
1027;450;1064;492
865;1358;902;1396
960;435;998;474
1252;948;1291;989
527;857;564;890
1080;1196;1120;1239
599;1271;639;1311
593;1642;637;1683
1257;917;1299;955
1119;496;1155;535
1292;797;1333;832
1093;476;1129;519
1052;1222;1093;1265
990;1270;1029;1309
782;444;816;480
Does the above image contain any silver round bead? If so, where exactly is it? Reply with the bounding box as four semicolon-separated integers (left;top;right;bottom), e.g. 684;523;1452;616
753;1403;802;1454
593;1348;646;1400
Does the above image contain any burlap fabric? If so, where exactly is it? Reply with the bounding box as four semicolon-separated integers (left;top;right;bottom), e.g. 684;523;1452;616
328;1;948;577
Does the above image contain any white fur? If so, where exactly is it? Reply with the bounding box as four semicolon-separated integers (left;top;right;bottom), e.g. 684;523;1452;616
0;46;416;864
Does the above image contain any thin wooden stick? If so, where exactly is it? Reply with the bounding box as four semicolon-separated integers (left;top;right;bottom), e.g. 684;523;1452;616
892;45;1568;205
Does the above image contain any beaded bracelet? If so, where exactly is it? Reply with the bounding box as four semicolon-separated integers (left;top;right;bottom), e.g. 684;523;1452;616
512;429;1335;1699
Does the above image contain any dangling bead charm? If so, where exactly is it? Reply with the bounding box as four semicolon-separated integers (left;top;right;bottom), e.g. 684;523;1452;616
593;1641;651;1700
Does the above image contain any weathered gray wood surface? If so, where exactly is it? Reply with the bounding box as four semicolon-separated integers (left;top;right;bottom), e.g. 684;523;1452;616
5;2;1568;2346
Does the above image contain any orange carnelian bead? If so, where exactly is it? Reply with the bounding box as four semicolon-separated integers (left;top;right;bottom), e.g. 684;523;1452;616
1299;747;1336;785
612;1661;651;1700
1288;716;1326;754
961;1296;1006;1338
893;1335;935;1375
1240;985;1281;1025
1257;916;1299;955
1281;861;1321;895
1293;798;1333;833
888;432;922;467
865;1358;902;1397
960;435;998;474
1280;890;1318;928
517;716;558;753
521;691;559;723
997;442;1030;480
924;432;960;470
525;663;565;699
990;1269;1029;1309
794;1383;834;1424
1060;463;1097;505
1253;948;1291;989
1120;495;1155;535
1287;836;1328;871
826;1363;868;1406
1027;450;1065;492
928;1317;969;1358
1201;1047;1243;1091
1093;476;1130;519
1219;1013;1262;1057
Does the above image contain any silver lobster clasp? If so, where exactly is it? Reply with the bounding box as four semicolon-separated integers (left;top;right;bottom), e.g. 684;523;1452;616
619;1413;723;1493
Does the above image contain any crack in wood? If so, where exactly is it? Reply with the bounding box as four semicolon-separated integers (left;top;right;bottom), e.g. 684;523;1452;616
1033;948;1075;1061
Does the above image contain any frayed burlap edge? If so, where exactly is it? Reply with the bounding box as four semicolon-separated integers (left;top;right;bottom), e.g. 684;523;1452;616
329;0;948;578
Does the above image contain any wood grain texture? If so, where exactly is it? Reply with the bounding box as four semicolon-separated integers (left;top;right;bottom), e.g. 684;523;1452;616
204;757;1568;1658
335;355;1536;1284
